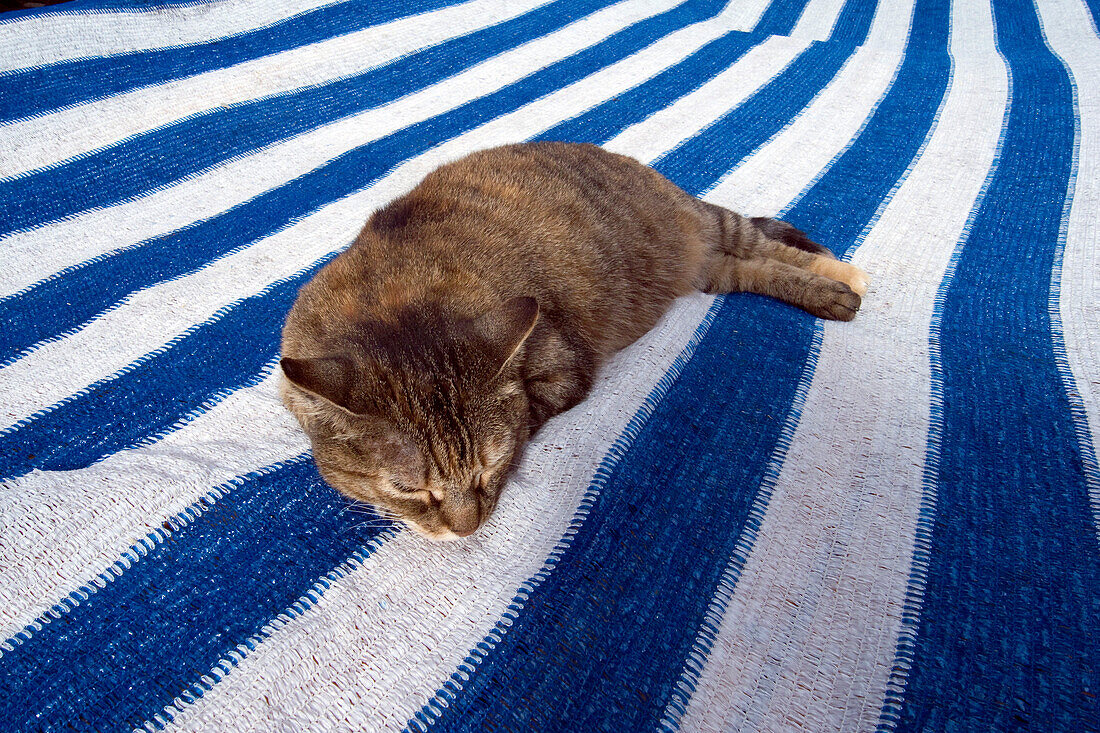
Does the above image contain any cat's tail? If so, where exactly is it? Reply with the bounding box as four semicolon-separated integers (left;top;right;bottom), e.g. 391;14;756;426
697;200;835;260
747;216;836;259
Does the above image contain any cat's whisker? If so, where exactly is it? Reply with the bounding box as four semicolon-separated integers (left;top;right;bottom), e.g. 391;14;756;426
340;518;401;534
341;505;381;516
339;502;398;519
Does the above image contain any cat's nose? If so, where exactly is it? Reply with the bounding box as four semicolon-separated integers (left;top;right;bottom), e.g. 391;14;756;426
440;492;481;537
448;510;479;537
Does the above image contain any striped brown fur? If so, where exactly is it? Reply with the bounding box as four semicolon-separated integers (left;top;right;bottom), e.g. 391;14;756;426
280;142;868;540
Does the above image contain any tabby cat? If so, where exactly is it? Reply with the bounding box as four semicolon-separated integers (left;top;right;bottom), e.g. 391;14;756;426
280;142;868;540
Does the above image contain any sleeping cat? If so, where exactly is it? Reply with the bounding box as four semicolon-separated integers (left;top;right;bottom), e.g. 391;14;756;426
280;142;868;540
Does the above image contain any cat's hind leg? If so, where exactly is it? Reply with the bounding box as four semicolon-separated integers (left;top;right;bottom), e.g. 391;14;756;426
692;201;869;319
698;201;869;295
697;254;862;321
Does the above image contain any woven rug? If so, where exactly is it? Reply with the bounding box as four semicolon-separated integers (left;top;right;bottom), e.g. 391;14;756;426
1;0;1098;730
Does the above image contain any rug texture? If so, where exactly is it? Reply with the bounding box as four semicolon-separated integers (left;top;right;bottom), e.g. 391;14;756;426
1;0;1098;730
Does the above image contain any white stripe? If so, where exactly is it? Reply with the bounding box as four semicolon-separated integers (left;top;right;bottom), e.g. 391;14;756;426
672;0;1012;728
0;0;348;74
0;0;549;180
0;1;780;646
159;295;716;733
603;34;813;161
1036;0;1100;539
0;0;758;433
790;0;850;40
0;0;682;299
0;371;307;646
709;0;914;216
150;45;888;733
719;0;780;33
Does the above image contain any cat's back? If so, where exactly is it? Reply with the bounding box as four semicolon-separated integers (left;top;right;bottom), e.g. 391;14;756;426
286;142;707;357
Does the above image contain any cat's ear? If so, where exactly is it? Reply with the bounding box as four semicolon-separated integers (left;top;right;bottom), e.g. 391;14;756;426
471;296;539;376
281;355;358;413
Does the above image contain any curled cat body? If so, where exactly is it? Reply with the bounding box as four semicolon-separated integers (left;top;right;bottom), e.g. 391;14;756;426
280;141;868;540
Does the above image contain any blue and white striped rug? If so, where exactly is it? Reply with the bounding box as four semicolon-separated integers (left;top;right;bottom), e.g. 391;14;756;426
1;0;1098;730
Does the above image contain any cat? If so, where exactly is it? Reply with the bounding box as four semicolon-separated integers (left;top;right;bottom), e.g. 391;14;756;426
280;141;868;540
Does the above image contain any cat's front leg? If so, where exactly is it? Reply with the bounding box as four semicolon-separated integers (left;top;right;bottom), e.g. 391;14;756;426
525;373;590;431
521;328;595;432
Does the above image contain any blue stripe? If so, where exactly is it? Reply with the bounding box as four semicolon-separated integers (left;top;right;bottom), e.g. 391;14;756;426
0;0;455;124
485;0;812;148
535;0;868;163
1084;0;1100;34
0;0;621;236
409;1;965;729
750;0;814;35
827;0;885;43
535;31;761;145
661;0;950;721
781;0;942;247
419;306;821;733
0;10;756;724
0;457;398;733
651;0;878;194
0;0;730;470
650;40;850;189
0;259;330;481
887;0;1100;729
0;0;219;20
0;0;724;367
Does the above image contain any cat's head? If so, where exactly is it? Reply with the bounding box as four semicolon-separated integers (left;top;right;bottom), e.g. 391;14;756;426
280;296;539;541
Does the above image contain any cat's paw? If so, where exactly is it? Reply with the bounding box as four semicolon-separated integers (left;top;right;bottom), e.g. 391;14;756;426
844;264;870;296
809;279;862;321
808;257;870;296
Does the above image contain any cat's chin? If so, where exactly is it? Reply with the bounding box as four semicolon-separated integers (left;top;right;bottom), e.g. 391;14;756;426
402;519;475;543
